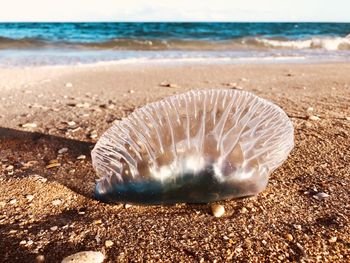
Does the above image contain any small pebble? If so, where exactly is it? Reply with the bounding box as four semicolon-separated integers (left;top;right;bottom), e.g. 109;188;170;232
105;240;114;248
159;82;179;88
77;155;86;160
306;107;314;116
50;226;58;231
211;204;225;217
76;102;90;108
27;240;33;245
58;147;68;154
61;251;104;263
46;163;61;169
5;165;14;171
22;123;37;128
328;236;337;243
124;204;132;209
313;192;329;200
52;199;62;206
94;219;102;225
346;117;350;121
240;207;248;214
70;127;81;133
308;115;320;121
89;130;98;139
9;199;17;205
129;90;135;94
90;133;98;139
26;194;34;202
19;240;27;245
293;224;302;230
65;82;73;88
285;233;293;241
67;121;76;126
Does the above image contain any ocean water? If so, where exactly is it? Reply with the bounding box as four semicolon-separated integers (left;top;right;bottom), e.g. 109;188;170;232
0;22;350;66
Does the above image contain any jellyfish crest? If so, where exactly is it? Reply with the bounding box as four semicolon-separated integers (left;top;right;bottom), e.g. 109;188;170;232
91;89;294;204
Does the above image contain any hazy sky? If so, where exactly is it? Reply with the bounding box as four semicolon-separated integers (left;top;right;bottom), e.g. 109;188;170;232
0;0;349;22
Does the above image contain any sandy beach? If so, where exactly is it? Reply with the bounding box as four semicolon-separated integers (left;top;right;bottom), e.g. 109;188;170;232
0;62;349;262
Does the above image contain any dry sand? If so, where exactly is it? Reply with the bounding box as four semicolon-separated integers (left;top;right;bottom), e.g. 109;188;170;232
0;62;349;262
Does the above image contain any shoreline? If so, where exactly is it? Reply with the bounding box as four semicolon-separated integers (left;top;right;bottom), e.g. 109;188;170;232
1;56;350;69
0;62;349;262
1;46;350;68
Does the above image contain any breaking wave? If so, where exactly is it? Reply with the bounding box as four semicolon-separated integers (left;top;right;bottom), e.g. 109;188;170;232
253;35;350;51
1;35;350;51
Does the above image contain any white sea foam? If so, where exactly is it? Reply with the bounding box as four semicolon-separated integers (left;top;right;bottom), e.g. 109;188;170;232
255;36;350;51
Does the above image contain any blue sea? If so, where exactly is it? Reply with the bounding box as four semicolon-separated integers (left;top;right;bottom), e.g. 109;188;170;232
0;22;350;66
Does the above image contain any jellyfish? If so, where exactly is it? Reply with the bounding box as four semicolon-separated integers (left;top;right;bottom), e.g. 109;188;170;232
91;89;294;204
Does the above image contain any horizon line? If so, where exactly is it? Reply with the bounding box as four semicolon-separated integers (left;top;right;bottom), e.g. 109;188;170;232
1;20;350;23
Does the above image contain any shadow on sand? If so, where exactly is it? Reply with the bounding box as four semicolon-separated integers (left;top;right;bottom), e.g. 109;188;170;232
0;209;102;263
0;127;107;262
0;127;96;199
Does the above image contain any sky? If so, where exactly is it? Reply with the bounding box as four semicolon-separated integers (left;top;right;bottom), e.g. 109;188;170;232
0;0;349;22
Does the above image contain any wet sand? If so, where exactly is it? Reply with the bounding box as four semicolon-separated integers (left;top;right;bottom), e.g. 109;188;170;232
0;62;349;262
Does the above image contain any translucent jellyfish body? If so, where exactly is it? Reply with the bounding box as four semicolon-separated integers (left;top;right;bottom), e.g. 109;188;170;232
92;89;294;204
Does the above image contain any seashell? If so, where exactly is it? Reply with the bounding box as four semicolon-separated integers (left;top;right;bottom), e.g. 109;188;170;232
61;251;104;263
91;89;294;204
211;204;225;217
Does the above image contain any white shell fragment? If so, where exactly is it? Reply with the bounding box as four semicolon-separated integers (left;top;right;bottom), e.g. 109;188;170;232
91;89;294;204
313;192;330;200
211;204;225;217
61;251;104;263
